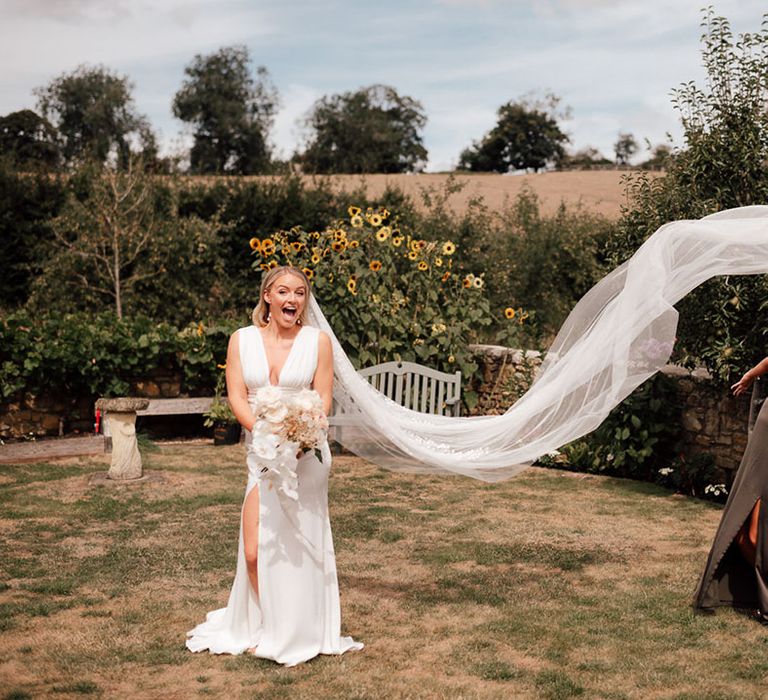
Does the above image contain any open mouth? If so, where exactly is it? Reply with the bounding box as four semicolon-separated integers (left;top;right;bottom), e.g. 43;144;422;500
282;305;297;320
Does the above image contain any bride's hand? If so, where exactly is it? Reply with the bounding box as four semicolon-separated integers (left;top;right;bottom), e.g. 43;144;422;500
732;373;754;396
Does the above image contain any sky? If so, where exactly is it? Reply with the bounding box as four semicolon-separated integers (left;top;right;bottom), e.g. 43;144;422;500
0;0;765;171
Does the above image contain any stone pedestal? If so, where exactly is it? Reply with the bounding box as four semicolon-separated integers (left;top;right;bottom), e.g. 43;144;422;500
95;398;150;480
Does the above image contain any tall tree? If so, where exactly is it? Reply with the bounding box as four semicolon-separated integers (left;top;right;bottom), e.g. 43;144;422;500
458;95;569;173
614;132;639;165
173;45;278;174
0;109;61;169
607;9;768;380
34;65;154;168
299;84;428;173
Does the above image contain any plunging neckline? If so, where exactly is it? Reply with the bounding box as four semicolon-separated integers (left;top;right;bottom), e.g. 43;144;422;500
256;325;306;387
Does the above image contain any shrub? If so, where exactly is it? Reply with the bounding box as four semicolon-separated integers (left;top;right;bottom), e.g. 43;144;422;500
249;205;532;410
0;313;237;402
478;187;613;341
606;9;768;382
540;374;682;482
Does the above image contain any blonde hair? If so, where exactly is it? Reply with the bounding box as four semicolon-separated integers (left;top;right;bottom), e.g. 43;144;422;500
252;266;312;327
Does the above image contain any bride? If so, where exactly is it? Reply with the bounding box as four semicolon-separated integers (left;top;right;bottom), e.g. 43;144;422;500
187;206;768;662
186;266;363;666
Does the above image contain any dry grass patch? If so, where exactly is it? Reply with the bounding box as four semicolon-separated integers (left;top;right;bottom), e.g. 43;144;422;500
0;444;766;698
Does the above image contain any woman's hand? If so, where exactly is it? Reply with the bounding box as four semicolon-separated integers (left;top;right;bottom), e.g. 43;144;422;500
732;373;755;396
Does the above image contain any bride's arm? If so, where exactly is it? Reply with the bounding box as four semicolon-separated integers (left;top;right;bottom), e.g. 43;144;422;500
225;330;256;430
313;331;334;416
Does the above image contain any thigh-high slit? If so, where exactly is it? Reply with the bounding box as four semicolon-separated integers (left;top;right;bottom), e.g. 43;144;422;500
695;401;768;613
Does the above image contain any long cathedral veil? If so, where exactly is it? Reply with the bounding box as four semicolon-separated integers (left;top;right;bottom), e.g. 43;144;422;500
307;206;768;482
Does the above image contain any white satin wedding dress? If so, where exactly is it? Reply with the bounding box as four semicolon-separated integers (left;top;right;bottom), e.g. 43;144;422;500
186;323;363;666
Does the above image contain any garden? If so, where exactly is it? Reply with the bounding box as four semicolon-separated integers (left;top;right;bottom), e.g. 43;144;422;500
2;9;768;699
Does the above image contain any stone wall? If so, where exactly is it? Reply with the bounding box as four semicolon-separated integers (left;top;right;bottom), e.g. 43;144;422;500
0;368;185;440
0;347;756;473
468;343;752;473
661;365;750;472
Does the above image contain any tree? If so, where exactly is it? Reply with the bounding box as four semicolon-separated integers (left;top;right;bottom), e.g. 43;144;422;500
607;9;768;381
0;109;61;169
34;65;154;168
173;45;278;174
298;84;428;174
561;146;612;170
458;95;569;173
640;143;672;170
614;132;638;165
30;157;226;320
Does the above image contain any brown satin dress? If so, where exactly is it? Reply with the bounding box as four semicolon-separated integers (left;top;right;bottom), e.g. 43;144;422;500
694;400;768;613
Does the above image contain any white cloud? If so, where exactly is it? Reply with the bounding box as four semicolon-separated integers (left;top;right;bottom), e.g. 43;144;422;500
271;83;322;160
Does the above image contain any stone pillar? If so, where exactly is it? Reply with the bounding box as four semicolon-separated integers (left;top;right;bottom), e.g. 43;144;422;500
95;398;150;480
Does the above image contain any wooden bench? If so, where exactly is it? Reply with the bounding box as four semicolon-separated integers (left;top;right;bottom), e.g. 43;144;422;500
328;361;462;443
101;397;219;436
100;361;462;438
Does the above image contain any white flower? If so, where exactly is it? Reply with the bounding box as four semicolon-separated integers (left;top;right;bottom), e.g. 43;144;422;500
295;389;321;412
704;483;728;497
547;450;561;458
658;467;674;476
606;453;614;462
263;403;289;424
249;431;279;461
256;385;283;406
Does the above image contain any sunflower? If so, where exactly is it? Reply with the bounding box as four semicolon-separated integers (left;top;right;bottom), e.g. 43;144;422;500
434;257;443;267
350;215;364;228
462;276;472;289
441;271;450;282
260;263;269;271
261;238;276;256
408;250;418;261
348;206;361;217
376;226;391;241
267;260;278;269
311;231;320;239
311;253;321;264
333;229;347;241
347;278;357;295
504;307;516;319
472;277;484;289
291;241;304;252
518;311;530;325
442;241;456;255
417;261;428;271
368;213;383;227
331;240;346;253
249;237;261;252
392;236;404;247
302;267;314;280
415;239;426;250
369;260;382;272
348;239;360;249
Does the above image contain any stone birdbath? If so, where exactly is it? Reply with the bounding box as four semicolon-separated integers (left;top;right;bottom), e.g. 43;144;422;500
95;397;150;480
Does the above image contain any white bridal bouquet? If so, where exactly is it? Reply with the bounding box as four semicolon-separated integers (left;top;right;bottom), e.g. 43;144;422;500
246;386;329;503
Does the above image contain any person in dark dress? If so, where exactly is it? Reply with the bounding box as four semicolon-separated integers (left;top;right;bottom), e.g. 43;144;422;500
695;356;768;618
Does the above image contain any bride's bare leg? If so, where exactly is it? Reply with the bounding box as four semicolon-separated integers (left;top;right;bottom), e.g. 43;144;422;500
736;499;761;567
242;485;260;598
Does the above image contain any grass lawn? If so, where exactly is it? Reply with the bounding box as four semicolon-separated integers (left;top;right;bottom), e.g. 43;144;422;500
0;443;765;699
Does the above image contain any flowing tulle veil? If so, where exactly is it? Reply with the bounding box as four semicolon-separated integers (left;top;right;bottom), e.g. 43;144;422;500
307;206;768;482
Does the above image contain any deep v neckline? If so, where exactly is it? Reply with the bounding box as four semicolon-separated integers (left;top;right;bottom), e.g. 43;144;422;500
256;325;306;387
